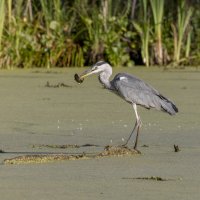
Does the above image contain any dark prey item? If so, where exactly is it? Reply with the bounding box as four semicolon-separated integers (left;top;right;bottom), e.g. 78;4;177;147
74;73;84;83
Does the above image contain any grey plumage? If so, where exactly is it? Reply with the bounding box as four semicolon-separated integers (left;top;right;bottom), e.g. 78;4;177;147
111;73;178;115
78;61;178;150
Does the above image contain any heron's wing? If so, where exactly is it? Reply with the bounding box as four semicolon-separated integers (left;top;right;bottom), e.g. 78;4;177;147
111;73;178;114
112;73;157;106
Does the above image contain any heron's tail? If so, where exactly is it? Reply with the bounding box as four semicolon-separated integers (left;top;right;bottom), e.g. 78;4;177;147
159;95;178;115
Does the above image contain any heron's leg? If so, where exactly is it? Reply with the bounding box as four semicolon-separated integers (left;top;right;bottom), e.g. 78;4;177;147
122;120;137;146
133;118;142;150
122;104;141;147
133;103;142;150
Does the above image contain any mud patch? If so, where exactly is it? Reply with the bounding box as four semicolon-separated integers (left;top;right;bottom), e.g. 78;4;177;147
122;176;182;181
45;81;72;88
98;145;139;157
4;154;88;164
32;143;99;149
3;145;139;165
0;149;5;153
32;144;79;149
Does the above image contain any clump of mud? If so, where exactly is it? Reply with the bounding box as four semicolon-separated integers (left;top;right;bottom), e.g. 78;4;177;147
32;144;80;149
3;145;139;165
0;149;5;153
4;154;88;165
45;81;72;88
32;143;99;149
98;145;139;157
122;176;183;181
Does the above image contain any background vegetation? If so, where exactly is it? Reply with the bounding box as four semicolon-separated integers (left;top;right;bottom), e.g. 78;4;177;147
0;0;199;68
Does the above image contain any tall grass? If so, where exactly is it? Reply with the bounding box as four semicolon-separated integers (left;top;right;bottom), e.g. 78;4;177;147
74;0;131;66
0;0;199;68
150;0;164;65
172;0;193;64
133;0;150;67
0;0;84;68
0;0;5;51
7;0;12;30
185;27;192;59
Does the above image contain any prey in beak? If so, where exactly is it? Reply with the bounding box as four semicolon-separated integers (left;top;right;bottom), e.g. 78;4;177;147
74;73;84;83
74;65;101;84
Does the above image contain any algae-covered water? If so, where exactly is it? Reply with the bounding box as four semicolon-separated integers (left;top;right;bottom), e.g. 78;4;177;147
0;67;200;200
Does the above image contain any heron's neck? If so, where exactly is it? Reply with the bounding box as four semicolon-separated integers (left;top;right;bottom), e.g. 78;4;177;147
99;72;113;90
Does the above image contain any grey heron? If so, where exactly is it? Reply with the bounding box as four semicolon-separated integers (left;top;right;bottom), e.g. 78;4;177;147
75;61;178;150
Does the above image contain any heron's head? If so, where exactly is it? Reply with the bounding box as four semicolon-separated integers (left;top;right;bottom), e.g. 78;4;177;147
75;61;112;83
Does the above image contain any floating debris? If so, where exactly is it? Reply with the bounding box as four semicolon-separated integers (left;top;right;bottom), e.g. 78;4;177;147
81;144;100;147
141;144;149;148
0;149;5;153
181;86;187;90
45;81;72;88
122;176;182;181
32;70;60;74
32;144;79;149
174;144;180;152
32;143;100;149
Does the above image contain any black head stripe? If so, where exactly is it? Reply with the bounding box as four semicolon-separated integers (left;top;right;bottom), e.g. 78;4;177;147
95;61;107;66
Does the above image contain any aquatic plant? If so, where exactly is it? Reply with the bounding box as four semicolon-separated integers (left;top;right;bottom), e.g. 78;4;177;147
149;0;164;65
0;0;5;51
171;0;193;65
0;0;199;68
132;0;150;67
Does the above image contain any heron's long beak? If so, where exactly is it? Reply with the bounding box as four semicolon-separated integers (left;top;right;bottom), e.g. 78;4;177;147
79;68;96;79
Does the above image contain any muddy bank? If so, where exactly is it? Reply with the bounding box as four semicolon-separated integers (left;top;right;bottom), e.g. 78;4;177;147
3;146;138;164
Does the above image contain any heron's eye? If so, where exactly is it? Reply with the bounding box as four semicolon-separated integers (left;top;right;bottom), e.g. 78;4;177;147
92;66;98;71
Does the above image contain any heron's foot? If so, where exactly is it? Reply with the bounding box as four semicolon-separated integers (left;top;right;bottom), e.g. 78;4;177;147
121;142;128;148
118;144;127;148
119;145;141;154
133;148;141;154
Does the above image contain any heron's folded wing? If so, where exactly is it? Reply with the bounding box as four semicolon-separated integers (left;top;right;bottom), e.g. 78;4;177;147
112;73;162;109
